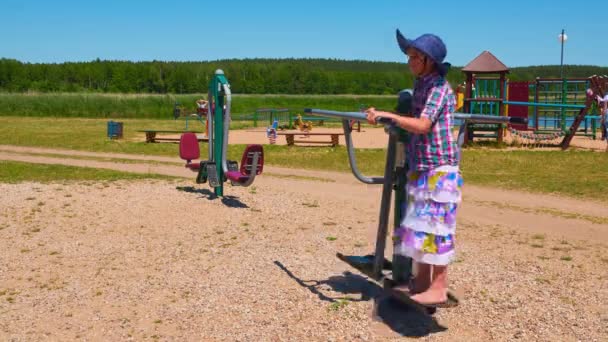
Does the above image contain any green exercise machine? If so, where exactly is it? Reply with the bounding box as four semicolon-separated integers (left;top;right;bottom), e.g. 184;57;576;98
179;70;264;197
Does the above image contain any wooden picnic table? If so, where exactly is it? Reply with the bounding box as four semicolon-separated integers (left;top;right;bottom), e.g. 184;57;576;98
137;130;207;143
276;132;344;147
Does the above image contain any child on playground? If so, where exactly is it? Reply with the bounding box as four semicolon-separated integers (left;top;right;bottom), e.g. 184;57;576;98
598;94;608;151
366;30;461;307
196;99;209;116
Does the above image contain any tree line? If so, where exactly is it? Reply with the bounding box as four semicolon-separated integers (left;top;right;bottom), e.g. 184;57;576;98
1;58;606;94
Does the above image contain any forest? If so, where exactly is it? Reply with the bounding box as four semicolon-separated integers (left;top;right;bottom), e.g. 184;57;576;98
0;57;607;95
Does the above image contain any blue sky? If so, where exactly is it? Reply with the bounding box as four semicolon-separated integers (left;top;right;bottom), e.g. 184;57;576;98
1;0;605;67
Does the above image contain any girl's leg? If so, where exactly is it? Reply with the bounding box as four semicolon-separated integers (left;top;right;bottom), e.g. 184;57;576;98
392;261;430;293
410;265;448;304
411;262;431;294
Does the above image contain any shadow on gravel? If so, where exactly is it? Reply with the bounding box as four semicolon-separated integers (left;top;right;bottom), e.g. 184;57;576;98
274;261;380;302
176;186;249;208
274;260;447;338
372;295;447;337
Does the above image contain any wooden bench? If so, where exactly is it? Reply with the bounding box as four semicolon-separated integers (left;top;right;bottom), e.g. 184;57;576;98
137;130;207;143
276;132;344;147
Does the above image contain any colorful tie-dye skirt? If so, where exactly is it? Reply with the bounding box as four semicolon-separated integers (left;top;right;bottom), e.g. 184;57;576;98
393;165;463;265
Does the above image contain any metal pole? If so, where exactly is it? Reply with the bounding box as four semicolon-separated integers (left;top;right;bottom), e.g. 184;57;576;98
559;29;567;132
560;29;565;79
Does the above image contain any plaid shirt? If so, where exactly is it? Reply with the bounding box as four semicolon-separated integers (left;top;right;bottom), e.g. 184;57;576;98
408;73;458;171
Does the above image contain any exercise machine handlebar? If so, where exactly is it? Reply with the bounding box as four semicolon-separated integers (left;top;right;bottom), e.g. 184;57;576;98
304;108;528;187
304;108;527;125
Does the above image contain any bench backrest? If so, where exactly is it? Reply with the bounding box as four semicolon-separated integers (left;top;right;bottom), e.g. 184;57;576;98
240;144;264;175
179;133;200;161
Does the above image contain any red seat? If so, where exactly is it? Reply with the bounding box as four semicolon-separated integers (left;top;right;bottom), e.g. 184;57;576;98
225;145;264;184
225;171;249;183
179;133;200;170
239;144;264;175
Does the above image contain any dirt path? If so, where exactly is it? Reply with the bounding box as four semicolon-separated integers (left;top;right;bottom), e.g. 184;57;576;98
135;126;608;151
0;144;607;341
1;144;606;242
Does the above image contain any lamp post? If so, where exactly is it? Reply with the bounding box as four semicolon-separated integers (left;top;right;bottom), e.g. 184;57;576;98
558;29;568;79
558;29;568;132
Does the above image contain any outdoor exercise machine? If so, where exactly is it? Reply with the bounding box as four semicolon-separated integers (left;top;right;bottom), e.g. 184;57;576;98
173;100;208;133
179;70;264;197
304;92;526;311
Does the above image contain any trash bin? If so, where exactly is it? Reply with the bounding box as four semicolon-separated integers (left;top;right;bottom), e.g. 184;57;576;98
107;121;123;139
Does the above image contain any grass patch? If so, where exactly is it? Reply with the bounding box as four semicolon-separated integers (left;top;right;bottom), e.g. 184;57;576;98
1;116;608;202
462;150;608;202
2;150;182;166
264;172;335;183
0;160;178;183
302;201;320;208
0;93;396;119
535;277;551;284
328;299;350;311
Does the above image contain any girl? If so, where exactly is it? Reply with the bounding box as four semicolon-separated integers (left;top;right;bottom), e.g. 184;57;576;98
598;94;608;151
366;30;461;306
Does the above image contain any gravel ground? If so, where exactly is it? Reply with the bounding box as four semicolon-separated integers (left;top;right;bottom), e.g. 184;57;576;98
0;173;606;341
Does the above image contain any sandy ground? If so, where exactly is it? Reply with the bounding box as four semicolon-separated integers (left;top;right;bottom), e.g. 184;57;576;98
0;134;607;341
228;128;391;149
221;127;608;151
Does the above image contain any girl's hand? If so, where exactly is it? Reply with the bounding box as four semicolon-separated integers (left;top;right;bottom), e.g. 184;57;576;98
365;107;378;124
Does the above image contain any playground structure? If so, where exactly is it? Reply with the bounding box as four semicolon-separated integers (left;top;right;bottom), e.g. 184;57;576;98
294;113;313;132
266;120;279;144
253;108;339;129
461;51;603;149
179;70;264;197
253;107;363;133
304;93;526;312
173;100;208;134
254;108;293;129
589;74;608;100
136;99;209;143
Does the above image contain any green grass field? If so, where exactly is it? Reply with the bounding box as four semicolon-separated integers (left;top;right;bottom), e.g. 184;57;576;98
1;116;607;202
0;160;178;183
0;93;397;119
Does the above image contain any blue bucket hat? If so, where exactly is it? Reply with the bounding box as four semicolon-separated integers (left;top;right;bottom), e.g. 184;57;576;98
396;29;451;76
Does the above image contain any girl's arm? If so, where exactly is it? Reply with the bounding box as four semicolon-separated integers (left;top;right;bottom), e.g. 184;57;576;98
365;108;432;134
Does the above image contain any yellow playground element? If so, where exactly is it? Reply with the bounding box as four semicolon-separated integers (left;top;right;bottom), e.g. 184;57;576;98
294;114;313;132
456;92;464;111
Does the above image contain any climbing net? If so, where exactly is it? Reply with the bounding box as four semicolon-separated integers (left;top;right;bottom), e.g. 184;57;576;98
508;127;566;147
